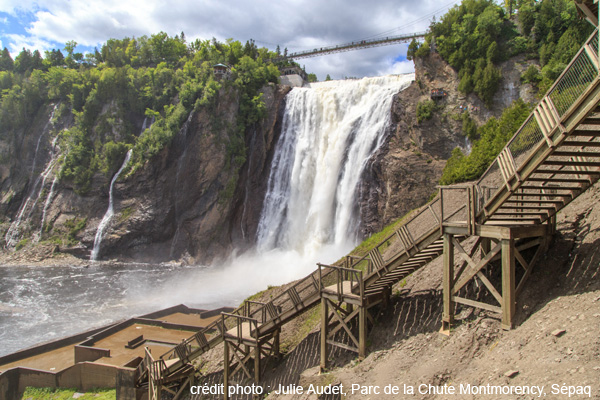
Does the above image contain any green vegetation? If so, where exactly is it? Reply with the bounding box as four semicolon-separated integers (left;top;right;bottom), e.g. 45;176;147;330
281;304;321;354
21;387;115;400
64;217;88;242
439;99;533;185
416;99;437;123
409;0;592;106
350;209;416;260
1;33;283;194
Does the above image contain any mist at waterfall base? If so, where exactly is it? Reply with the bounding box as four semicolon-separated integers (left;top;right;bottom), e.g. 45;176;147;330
0;74;414;356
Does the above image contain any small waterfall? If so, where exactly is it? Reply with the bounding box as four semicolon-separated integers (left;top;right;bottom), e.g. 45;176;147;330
30;104;58;181
170;111;194;258
5;105;59;248
464;136;472;154
256;75;414;256
28;136;61;221
91;150;132;261
39;176;58;237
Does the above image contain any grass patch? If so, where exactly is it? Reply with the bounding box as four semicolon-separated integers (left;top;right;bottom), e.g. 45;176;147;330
117;206;135;223
349;208;416;259
280;304;321;354
21;387;116;400
16;238;29;251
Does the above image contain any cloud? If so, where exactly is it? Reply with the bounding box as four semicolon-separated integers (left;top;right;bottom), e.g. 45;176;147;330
6;33;54;56
0;0;458;77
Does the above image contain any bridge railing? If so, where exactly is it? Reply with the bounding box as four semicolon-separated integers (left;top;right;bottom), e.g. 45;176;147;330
343;196;443;278
474;29;599;217
276;31;428;61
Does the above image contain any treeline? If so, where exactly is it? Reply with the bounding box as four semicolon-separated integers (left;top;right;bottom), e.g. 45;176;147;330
413;0;594;185
0;33;282;193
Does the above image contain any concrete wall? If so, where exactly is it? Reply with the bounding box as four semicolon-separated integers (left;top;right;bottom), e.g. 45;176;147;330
74;345;110;364
0;325;112;367
0;363;137;400
280;74;306;88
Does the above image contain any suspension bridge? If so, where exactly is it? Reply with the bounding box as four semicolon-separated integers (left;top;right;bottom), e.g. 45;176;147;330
271;31;427;62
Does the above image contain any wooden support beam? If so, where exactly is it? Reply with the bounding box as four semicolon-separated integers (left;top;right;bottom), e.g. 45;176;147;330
501;237;516;330
543;160;600;167
503;199;564;204
453;241;502;294
551;151;600;157
320;297;328;371
452;296;502;314
527;177;591;183
442;233;454;332
359;303;367;360
492;211;549;215
534;168;600;175
254;343;261;391
562;140;600;147
223;342;229;400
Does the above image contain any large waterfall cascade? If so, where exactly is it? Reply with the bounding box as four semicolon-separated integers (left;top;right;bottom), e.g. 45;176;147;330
256;74;414;257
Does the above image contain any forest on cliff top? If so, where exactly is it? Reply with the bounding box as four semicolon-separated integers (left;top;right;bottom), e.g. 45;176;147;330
0;35;283;195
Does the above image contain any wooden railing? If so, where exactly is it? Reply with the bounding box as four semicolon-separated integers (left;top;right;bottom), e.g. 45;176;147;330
474;29;600;220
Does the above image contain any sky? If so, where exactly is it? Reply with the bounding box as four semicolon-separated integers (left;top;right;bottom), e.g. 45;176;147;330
0;0;461;80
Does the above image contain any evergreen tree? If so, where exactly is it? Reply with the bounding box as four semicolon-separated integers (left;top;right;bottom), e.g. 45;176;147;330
0;47;14;71
14;48;33;73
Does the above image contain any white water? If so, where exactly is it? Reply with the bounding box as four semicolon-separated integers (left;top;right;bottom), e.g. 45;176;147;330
170;111;194;258
5;105;59;248
29;104;58;181
256;74;414;258
39;177;58;238
90;150;132;261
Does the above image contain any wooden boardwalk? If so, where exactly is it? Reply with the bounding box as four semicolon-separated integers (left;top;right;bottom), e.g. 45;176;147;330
139;25;600;400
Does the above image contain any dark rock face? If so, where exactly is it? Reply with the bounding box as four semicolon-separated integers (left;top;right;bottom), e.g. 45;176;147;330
357;53;463;236
0;84;290;264
88;84;291;263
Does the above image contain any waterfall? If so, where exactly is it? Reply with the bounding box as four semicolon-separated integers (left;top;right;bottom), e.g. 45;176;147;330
170;111;194;258
30;104;58;181
91;150;132;261
39;176;58;237
256;74;414;256
5;105;59;248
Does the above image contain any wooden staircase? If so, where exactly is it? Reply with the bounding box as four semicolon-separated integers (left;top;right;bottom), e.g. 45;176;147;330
138;28;600;400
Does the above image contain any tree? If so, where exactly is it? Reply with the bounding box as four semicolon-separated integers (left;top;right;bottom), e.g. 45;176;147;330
31;50;44;71
407;39;420;60
0;47;14;71
14;48;33;73
65;40;77;58
45;49;65;67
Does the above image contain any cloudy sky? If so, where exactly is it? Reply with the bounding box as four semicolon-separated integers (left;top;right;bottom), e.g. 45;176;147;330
0;0;460;80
